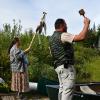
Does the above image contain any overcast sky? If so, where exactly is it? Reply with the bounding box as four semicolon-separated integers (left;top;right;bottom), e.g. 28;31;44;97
0;0;100;35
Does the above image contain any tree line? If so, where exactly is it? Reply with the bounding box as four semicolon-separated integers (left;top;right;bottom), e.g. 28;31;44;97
0;20;100;85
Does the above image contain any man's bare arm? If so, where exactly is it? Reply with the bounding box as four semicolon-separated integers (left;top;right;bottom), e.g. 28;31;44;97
73;17;90;42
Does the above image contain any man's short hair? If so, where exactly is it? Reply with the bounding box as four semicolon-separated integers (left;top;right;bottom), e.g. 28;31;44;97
55;18;65;29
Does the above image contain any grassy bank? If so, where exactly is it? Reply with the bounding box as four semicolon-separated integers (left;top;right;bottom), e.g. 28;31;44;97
86;56;100;82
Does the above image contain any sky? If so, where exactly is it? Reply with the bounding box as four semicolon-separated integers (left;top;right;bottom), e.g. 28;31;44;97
0;0;100;35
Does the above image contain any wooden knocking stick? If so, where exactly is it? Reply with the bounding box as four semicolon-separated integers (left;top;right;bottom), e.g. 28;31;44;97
79;9;90;30
79;9;86;18
29;33;36;48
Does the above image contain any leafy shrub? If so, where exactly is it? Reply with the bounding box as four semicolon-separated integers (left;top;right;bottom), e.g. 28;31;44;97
0;83;10;93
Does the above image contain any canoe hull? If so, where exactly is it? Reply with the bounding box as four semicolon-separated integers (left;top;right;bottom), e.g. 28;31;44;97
46;83;100;100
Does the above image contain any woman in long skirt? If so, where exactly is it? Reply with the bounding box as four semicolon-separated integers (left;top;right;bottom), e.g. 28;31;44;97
8;36;34;98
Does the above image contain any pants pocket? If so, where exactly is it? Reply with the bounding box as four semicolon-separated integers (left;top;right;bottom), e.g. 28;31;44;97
68;66;75;80
61;67;75;80
55;65;64;74
60;68;69;79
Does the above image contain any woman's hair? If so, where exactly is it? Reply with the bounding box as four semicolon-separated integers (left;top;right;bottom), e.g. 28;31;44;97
8;37;19;54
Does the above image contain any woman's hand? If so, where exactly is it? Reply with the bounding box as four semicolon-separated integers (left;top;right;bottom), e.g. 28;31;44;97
24;47;31;53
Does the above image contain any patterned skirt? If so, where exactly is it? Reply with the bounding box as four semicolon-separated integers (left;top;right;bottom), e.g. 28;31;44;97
11;71;29;92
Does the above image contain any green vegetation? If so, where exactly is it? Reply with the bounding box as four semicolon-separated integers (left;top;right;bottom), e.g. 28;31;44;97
0;83;10;93
74;44;100;82
0;20;100;91
86;57;100;82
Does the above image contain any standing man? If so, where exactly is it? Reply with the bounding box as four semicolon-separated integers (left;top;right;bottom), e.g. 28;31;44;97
49;16;90;100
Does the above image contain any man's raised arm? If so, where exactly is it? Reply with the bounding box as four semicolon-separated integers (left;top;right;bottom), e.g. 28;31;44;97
73;17;90;42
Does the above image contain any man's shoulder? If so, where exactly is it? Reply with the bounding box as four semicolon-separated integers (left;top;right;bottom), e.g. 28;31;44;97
61;32;75;43
62;32;73;35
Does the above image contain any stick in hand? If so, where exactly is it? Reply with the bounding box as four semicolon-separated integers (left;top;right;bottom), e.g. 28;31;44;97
29;33;36;48
24;33;36;53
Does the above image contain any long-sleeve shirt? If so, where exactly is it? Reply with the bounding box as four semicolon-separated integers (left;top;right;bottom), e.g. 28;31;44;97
10;45;28;72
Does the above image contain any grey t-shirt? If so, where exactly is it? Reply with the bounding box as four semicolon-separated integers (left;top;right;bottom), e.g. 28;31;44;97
61;32;75;43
